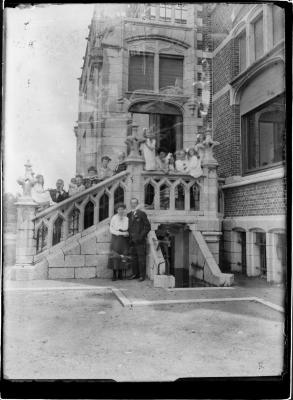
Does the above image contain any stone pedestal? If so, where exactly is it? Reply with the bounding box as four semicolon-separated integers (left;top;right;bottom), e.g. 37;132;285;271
11;200;38;280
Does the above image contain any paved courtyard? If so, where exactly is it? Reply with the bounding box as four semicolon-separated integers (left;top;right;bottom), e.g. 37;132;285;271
3;277;285;381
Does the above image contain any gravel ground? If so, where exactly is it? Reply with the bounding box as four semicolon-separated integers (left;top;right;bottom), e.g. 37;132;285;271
3;285;284;381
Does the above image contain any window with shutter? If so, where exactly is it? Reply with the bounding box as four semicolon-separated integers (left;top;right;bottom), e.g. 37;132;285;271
159;55;183;90
273;6;285;45
253;16;263;60
128;53;154;91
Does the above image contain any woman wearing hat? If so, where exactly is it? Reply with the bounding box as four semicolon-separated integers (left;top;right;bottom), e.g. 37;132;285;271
97;155;113;180
140;128;156;171
186;147;203;178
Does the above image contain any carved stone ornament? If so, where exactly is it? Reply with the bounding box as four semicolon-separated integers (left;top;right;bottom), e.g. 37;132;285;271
202;128;220;166
17;160;35;199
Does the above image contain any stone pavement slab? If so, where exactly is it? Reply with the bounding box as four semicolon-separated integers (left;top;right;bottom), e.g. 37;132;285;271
3;287;284;380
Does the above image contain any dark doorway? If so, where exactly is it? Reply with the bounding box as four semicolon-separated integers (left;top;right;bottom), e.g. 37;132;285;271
130;101;183;155
239;231;247;275
255;232;266;277
158;114;178;153
155;223;190;287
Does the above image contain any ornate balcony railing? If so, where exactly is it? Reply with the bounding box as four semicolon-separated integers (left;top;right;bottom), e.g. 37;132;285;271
142;171;203;214
32;171;129;254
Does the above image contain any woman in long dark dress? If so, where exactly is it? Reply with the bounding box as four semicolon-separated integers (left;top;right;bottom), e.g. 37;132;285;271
108;203;129;281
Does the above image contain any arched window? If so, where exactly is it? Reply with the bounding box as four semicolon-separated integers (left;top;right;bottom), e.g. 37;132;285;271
114;186;124;211
190;184;200;211
68;207;80;236
99;193;109;222
52;216;64;246
160;184;170;209
36;222;48;253
175;183;185;210
84;201;94;229
144;182;155;209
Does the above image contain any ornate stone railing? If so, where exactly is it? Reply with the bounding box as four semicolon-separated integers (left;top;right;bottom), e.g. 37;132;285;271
142;171;203;214
32;171;129;254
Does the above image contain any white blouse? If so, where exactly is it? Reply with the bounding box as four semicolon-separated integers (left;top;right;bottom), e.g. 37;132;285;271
110;214;129;236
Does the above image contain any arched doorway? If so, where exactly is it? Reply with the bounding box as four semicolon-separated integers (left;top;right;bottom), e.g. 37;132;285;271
129;101;183;154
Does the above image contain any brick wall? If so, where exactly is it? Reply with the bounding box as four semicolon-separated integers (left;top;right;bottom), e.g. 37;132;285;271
213;92;242;178
224;178;287;217
211;4;233;50
213;41;233;93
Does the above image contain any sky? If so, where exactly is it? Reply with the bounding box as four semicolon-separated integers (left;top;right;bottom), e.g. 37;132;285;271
4;4;95;195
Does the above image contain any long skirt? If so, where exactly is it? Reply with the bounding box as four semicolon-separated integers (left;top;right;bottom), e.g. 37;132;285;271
108;235;129;271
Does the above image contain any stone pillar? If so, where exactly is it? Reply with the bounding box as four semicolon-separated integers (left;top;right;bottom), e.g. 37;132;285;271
11;161;38;280
124;125;145;205
201;129;219;216
15;200;38;266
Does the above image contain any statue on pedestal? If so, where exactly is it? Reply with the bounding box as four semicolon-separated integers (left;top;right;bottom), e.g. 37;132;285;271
125;123;144;161
202;127;219;166
17;160;35;199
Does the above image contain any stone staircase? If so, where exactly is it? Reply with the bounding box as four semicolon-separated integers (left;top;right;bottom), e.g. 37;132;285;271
11;134;234;287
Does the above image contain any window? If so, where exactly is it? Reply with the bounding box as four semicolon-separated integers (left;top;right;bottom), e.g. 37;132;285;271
273;6;285;45
159;4;172;21
197;40;203;50
237;32;246;73
159;55;183;89
144;4;156;19
128;52;154;91
175;4;187;23
253;15;263;60
242;94;285;173
197;72;202;81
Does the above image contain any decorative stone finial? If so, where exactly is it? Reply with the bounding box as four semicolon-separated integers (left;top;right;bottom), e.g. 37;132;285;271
17;160;35;199
125;122;144;161
202;127;220;166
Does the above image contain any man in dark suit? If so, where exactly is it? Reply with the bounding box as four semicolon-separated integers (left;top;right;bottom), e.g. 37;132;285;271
127;198;151;281
49;179;69;203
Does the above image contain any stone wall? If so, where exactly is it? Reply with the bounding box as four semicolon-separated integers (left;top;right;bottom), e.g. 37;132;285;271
45;224;113;280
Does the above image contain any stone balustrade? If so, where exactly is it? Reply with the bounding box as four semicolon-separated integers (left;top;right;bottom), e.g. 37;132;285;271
142;171;203;214
32;170;129;255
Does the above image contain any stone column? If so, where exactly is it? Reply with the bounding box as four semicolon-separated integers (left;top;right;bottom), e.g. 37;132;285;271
15;199;38;267
201;129;219;216
10;161;38;280
124;125;145;205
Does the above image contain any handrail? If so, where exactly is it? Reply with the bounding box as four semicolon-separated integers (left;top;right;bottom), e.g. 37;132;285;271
141;171;202;179
33;170;129;220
